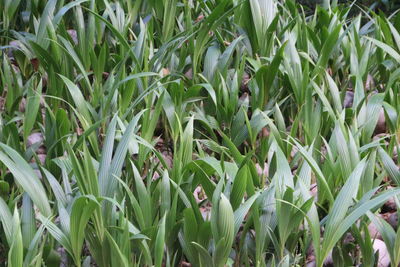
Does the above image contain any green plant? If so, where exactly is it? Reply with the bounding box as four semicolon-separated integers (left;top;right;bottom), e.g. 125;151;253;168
0;0;399;266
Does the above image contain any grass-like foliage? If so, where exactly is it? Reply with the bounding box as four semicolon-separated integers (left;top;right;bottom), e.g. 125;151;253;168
0;0;399;266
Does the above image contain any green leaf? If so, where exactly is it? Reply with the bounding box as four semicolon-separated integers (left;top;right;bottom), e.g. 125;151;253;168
70;195;100;265
366;36;400;63
212;193;234;267
0;144;51;217
234;192;260;236
38;215;73;256
230;165;248;210
101;110;145;198
0;197;13;245
378;147;400;185
322;159;366;259
8;208;23;267
289;138;334;204
21;194;36;249
104;230;129;267
23;82;42;143
154;215;166;267
314;24;342;75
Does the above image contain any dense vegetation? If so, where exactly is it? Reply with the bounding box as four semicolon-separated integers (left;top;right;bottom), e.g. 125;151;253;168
298;0;400;13
0;0;400;266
